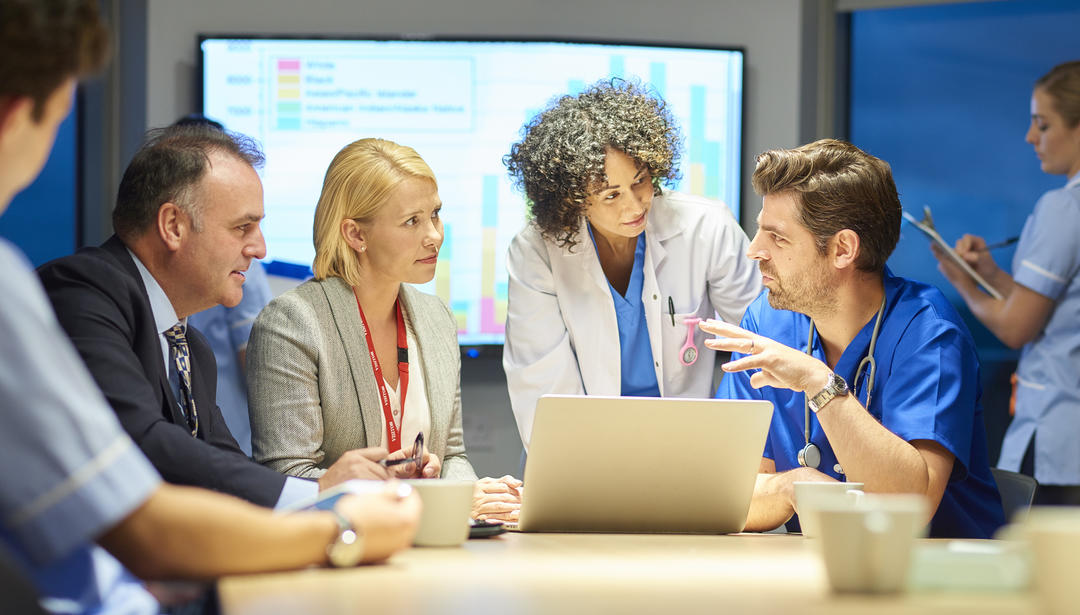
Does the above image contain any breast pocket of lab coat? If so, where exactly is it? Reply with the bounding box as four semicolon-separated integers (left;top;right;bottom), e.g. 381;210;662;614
659;295;715;396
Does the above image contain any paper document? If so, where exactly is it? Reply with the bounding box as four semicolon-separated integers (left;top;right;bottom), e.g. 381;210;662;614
902;206;1004;300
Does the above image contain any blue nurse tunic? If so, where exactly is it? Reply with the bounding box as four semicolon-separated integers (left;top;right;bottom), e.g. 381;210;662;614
997;172;1080;485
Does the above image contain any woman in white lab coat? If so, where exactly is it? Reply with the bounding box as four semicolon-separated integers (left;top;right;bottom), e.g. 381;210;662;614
503;80;762;449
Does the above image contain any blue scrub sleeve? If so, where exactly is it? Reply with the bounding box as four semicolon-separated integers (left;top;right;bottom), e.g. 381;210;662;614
877;324;977;481
0;242;160;565
1013;190;1080;301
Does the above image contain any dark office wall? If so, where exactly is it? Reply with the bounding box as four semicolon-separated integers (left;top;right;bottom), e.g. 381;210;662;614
849;0;1080;462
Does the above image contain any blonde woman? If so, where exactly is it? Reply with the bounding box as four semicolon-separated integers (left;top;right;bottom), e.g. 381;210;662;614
248;138;520;521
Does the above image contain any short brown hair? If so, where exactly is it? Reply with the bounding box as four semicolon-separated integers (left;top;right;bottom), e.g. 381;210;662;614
752;139;901;273
0;0;109;120
113;125;264;241
1035;61;1080;128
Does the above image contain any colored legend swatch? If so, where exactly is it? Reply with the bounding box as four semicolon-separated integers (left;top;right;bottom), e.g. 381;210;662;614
276;59;301;130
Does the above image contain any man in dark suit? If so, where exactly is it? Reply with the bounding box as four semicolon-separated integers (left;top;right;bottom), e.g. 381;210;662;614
39;125;394;508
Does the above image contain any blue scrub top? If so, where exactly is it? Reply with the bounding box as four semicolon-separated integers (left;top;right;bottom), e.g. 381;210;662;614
716;268;1005;539
590;228;661;397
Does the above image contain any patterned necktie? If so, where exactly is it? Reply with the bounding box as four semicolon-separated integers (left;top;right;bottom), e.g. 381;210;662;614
164;324;199;436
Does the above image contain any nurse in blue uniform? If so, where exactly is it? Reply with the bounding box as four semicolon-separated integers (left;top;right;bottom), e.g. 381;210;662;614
709;139;1004;539
502;80;761;449
935;61;1080;505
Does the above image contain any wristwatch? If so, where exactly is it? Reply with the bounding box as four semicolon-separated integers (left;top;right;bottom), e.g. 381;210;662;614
326;508;365;567
807;371;849;414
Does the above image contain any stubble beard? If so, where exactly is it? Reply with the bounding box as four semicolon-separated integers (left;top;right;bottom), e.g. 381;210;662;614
764;263;838;318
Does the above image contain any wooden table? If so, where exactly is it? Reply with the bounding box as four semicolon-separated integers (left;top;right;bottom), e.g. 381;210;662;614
218;533;1035;614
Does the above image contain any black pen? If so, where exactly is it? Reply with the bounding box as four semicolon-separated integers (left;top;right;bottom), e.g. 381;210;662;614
979;236;1020;251
668;296;676;326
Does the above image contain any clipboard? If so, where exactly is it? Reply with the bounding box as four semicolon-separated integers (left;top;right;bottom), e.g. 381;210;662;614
902;206;1004;300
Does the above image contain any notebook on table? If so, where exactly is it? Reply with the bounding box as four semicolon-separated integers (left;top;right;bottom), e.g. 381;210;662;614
508;395;773;534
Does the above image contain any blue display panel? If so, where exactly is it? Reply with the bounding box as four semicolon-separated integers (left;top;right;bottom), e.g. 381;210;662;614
850;0;1080;356
0;112;77;266
849;0;1080;460
201;38;744;346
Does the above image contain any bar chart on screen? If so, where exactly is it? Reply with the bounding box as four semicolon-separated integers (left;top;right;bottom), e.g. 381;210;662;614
202;38;743;345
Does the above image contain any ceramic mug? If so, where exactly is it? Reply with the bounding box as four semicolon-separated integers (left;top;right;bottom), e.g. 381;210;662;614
816;494;928;593
792;481;865;539
403;479;476;547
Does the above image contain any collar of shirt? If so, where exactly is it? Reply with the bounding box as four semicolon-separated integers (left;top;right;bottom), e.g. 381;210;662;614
804;266;901;407
1066;170;1080;190
126;248;185;371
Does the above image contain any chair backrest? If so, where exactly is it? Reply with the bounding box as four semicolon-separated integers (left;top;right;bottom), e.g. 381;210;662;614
0;545;47;615
991;467;1039;522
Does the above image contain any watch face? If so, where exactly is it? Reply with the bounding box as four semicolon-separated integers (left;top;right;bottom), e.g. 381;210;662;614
681;346;698;365
810;372;848;413
329;528;364;567
831;373;849;395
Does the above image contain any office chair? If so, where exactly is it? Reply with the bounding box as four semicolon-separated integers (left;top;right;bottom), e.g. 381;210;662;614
991;467;1039;522
0;544;47;615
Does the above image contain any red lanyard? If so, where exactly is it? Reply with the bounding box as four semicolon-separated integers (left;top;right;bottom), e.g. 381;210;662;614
354;291;409;452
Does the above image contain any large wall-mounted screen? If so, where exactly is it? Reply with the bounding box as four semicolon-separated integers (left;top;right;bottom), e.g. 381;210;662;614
201;37;744;346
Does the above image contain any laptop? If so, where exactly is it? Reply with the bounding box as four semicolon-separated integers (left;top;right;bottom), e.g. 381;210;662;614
509;395;773;534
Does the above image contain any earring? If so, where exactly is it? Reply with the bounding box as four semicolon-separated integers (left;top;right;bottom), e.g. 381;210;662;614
360;245;366;252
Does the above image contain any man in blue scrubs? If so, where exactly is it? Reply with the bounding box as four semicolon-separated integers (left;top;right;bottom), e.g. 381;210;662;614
705;139;1005;538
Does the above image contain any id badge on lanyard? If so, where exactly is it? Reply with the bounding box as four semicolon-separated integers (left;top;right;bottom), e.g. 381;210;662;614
354;290;410;452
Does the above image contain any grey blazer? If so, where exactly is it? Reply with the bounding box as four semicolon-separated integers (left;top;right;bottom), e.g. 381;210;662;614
247;276;476;481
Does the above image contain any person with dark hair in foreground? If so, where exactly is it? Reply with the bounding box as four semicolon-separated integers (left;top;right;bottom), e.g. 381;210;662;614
0;3;417;613
707;139;1004;539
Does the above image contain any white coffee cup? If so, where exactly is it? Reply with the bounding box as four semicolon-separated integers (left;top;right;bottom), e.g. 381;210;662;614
402;479;475;547
1021;506;1080;615
817;494;928;593
792;481;865;539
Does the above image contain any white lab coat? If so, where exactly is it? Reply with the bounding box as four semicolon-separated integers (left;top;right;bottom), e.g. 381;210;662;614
504;191;762;448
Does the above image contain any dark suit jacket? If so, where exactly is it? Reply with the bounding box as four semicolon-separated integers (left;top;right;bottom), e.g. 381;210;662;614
37;236;286;507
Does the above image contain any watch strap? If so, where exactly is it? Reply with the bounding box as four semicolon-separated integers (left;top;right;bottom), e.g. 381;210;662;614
808;371;848;413
326;508;364;567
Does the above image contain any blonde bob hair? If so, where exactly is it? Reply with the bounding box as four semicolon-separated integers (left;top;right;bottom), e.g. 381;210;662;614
312;138;437;287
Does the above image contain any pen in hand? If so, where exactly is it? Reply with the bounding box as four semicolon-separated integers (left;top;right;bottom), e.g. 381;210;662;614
979;236;1019;251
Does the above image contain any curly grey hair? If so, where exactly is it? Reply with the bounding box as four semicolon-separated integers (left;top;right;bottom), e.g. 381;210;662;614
504;79;683;249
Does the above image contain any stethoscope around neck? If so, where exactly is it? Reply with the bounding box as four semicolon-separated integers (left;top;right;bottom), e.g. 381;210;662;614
798;294;886;473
